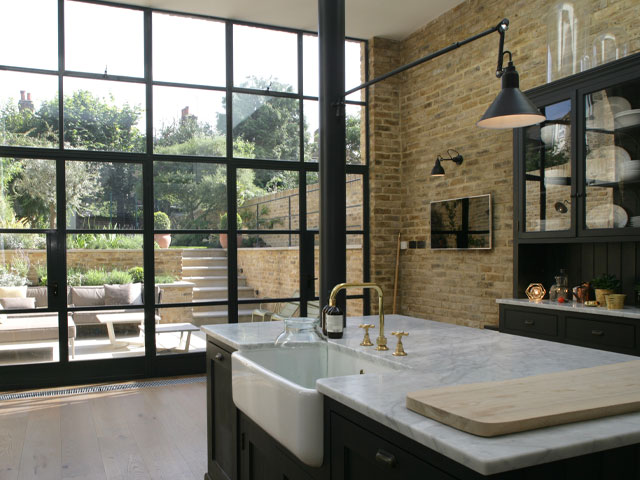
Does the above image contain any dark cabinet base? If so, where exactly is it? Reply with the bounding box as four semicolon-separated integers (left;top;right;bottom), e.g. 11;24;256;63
499;303;640;356
207;335;640;480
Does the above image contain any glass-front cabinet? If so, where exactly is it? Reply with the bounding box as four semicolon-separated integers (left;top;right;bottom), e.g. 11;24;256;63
517;53;640;240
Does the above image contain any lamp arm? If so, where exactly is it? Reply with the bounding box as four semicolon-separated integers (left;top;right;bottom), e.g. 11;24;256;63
495;18;510;77
342;18;509;99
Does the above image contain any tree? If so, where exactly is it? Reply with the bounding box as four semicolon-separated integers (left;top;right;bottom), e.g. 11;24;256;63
345;114;362;165
12;159;101;228
2;90;145;152
217;77;303;188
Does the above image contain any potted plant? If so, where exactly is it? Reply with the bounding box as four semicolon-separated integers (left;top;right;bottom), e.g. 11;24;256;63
154;211;172;248
591;273;620;307
219;213;243;249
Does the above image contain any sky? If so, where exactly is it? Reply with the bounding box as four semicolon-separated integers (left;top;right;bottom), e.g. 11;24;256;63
0;0;363;138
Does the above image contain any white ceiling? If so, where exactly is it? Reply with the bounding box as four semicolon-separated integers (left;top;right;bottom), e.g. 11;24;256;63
116;0;465;40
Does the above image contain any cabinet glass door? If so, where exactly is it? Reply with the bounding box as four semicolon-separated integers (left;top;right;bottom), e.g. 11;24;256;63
523;99;572;233
584;79;640;230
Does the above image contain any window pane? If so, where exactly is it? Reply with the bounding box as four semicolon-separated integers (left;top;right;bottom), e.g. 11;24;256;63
155;307;207;355
154;163;227;231
0;233;55;366
238;233;300;317
237;169;299;231
153;13;226;86
306;172;319;230
347;174;364;231
153;87;226;156
0;0;58;70
234;26;298;93
65;1;144;77
305;173;361;231
303;35;319;97
345;40;365;102
304;100;319;162
66;161;142;230
524;99;571;232
346;104;365;165
347;233;364;317
63;77;146;153
232;94;299;160
0;71;59;148
3;158;57;229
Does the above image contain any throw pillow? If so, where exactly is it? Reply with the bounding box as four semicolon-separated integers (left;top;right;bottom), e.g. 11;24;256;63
0;286;28;298
104;283;143;306
70;286;105;307
28;286;48;308
0;297;36;309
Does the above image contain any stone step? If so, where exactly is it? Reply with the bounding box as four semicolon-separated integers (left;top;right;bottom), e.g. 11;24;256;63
192;285;255;300
183;266;228;276
181;248;228;258
191;309;255;326
183;275;235;287
193;301;262;313
182;257;228;267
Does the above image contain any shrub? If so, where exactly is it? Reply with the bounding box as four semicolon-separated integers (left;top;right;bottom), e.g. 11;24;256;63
154;211;171;230
67;268;85;286
68;233;143;250
128;267;144;283
82;269;109;286
155;274;175;284
219;212;243;230
35;263;47;286
105;270;133;285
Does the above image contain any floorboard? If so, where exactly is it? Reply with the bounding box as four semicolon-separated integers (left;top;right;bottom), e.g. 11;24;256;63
0;378;206;480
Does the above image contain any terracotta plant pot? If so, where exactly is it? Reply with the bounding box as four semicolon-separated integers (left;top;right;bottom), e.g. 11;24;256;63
219;234;242;249
154;233;172;249
594;288;614;307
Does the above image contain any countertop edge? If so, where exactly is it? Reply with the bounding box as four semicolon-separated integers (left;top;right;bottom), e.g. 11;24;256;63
496;298;640;319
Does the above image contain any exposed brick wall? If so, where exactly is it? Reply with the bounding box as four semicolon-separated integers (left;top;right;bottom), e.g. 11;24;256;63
368;0;640;328
3;249;182;284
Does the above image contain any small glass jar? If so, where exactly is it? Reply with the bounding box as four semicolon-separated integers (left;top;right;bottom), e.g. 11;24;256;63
275;317;325;348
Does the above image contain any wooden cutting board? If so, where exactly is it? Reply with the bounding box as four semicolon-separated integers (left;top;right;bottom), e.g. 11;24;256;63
406;360;640;437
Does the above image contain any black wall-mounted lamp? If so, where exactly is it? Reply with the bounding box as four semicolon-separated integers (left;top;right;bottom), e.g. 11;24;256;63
431;149;463;177
341;18;545;130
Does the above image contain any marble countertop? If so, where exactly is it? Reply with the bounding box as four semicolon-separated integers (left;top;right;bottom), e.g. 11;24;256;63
202;315;640;475
497;298;640;319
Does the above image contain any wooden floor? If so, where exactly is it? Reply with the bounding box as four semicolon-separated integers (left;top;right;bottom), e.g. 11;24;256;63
0;379;207;480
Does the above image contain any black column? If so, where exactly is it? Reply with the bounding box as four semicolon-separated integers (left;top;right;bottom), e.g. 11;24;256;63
318;0;346;310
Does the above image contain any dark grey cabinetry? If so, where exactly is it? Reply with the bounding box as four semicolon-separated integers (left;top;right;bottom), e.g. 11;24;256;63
499;304;640;356
514;53;640;302
206;339;237;480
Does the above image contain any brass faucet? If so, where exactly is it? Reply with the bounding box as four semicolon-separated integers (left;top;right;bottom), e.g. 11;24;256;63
329;282;388;351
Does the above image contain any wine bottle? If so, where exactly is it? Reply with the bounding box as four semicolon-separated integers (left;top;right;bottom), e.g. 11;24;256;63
322;303;344;339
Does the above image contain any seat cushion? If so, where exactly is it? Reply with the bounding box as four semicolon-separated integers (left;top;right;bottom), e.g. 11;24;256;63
0;297;36;310
27;286;48;308
70;286;105;307
0;314;76;343
104;283;143;306
0;286;28;298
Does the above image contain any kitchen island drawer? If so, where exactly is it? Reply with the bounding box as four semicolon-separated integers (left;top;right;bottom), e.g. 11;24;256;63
502;308;559;338
565;316;636;352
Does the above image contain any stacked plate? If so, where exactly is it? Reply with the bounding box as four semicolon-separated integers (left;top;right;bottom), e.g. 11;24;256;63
631;216;640;228
615;109;640;129
621;160;640;182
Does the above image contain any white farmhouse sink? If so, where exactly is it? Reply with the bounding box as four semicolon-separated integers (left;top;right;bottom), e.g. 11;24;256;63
231;342;403;467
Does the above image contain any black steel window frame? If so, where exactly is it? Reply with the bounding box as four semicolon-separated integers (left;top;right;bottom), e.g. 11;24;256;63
0;0;370;388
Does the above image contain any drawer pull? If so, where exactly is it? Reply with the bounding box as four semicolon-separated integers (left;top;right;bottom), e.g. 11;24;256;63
215;353;224;361
375;449;397;468
591;330;604;336
524;320;535;326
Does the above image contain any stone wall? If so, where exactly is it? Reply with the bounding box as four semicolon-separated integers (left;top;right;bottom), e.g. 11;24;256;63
1;248;182;284
369;0;640;328
237;246;364;316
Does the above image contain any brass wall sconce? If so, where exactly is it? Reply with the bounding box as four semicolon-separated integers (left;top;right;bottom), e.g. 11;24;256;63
431;149;463;177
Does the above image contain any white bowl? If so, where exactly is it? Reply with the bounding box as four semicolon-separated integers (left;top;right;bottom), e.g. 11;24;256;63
607;96;632;115
615;109;640;129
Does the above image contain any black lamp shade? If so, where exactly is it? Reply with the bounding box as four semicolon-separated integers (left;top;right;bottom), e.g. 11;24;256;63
477;63;546;129
431;158;445;176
